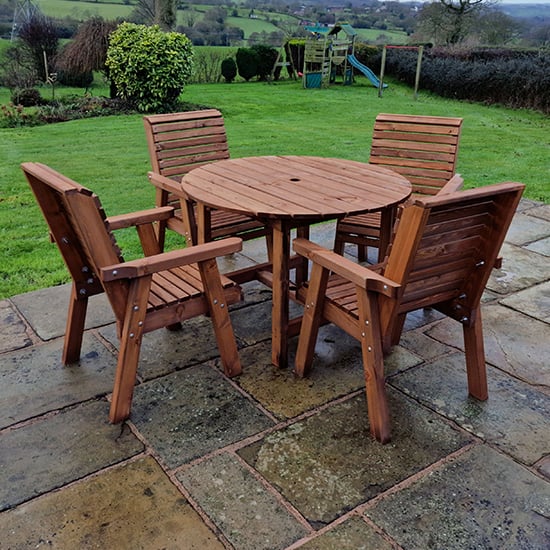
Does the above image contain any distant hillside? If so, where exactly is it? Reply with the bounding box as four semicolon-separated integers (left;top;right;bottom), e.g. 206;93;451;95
498;3;550;19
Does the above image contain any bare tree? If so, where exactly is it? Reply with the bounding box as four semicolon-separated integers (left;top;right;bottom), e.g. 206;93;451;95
155;0;176;31
439;0;491;44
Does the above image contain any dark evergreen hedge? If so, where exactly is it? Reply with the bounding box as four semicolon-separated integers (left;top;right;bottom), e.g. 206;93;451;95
383;47;550;114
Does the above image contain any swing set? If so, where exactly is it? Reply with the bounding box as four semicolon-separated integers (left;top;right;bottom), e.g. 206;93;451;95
378;44;424;99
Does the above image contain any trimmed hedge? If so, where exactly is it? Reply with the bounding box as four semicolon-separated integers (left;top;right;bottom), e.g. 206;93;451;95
384;47;550;114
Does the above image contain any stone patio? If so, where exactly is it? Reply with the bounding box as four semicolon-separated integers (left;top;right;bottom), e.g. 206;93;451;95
1;202;549;549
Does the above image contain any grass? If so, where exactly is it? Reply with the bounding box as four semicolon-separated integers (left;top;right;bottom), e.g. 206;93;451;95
1;77;549;299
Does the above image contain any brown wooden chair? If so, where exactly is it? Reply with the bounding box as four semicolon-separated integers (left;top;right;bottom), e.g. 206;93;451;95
22;162;243;423
143;109;268;249
294;182;524;443
334;113;463;262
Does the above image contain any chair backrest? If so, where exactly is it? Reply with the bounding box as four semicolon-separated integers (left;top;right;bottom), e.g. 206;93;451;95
22;162;128;318
369;113;463;196
379;182;525;341
143;109;230;180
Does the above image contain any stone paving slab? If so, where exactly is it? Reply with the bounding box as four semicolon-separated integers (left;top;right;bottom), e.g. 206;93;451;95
238;392;471;527
390;353;550;465
487;243;550;294
234;326;421;421
524;235;550;256
0;456;223;550
0;333;117;429
10;284;114;341
297;516;394;550
525;202;550;221
178;453;309;550
365;444;550;550
0;300;31;353
130;364;274;468
0;400;143;511
505;212;550;246
427;304;550;389
499;280;550;323
99;316;232;382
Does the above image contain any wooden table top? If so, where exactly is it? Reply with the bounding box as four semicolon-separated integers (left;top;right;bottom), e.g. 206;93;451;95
181;156;412;221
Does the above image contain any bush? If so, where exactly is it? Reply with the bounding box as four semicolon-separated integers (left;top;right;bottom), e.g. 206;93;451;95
11;88;42;107
251;45;278;81
106;22;194;112
57;69;94;88
383;47;550;114
221;57;237;83
236;47;258;82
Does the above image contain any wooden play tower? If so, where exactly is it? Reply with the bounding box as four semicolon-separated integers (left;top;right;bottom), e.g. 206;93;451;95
302;24;357;89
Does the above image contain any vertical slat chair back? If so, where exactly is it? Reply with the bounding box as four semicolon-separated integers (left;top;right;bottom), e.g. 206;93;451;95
369;113;463;196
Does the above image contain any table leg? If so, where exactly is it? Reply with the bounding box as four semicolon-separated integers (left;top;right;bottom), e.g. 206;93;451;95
271;220;291;368
196;203;212;244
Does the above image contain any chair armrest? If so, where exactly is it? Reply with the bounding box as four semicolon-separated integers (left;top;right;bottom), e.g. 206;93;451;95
101;237;243;281
438;174;464;195
147;171;189;199
106;206;174;230
293;238;399;298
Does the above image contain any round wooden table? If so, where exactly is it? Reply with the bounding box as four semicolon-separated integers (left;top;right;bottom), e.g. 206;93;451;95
181;155;411;368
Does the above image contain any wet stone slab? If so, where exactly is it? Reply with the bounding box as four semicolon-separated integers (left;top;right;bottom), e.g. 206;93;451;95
99;315;236;382
525;203;550;221
0;333;117;429
0;400;143;511
0;300;32;353
487;243;550;294
11;284;114;341
234;326;420;421
524;235;550;256
238;391;471;526
505;212;550;246
130;365;274;468
499;280;550;323
390;353;550;465
177;453;309;550
427;304;550;389
0;456;224;550
298;516;394;550
365;445;550;550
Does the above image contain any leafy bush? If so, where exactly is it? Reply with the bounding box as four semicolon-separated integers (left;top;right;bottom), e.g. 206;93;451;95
11;88;42;107
236;47;258;82
221;57;237;83
106;22;194;112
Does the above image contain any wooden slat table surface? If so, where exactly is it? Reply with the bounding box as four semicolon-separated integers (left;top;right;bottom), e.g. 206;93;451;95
181;155;412;368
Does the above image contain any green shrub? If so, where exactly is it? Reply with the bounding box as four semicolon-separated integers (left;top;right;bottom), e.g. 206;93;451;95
221;57;237;83
11;88;42;107
250;45;278;81
106;22;193;112
236;47;258;82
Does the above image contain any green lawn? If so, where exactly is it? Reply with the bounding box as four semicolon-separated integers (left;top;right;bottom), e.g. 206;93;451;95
35;0;134;20
1;78;548;299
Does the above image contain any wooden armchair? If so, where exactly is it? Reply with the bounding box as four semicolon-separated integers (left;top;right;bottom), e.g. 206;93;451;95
334;113;463;261
143;109;268;248
22;162;243;423
294;182;524;443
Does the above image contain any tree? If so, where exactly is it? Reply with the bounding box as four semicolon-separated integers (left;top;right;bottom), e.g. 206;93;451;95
155;0;176;31
106;23;193;112
17;11;59;81
56;17;117;79
438;0;490;44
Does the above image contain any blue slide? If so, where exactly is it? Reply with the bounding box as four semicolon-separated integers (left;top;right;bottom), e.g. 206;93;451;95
347;54;387;88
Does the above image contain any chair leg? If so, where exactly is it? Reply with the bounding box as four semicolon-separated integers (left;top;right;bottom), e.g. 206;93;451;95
109;277;150;423
463;313;488;401
62;283;88;364
294;263;329;377
357;287;391;444
199;258;241;377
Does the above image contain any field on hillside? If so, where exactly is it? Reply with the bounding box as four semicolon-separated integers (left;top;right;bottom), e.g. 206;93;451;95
1;78;548;298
